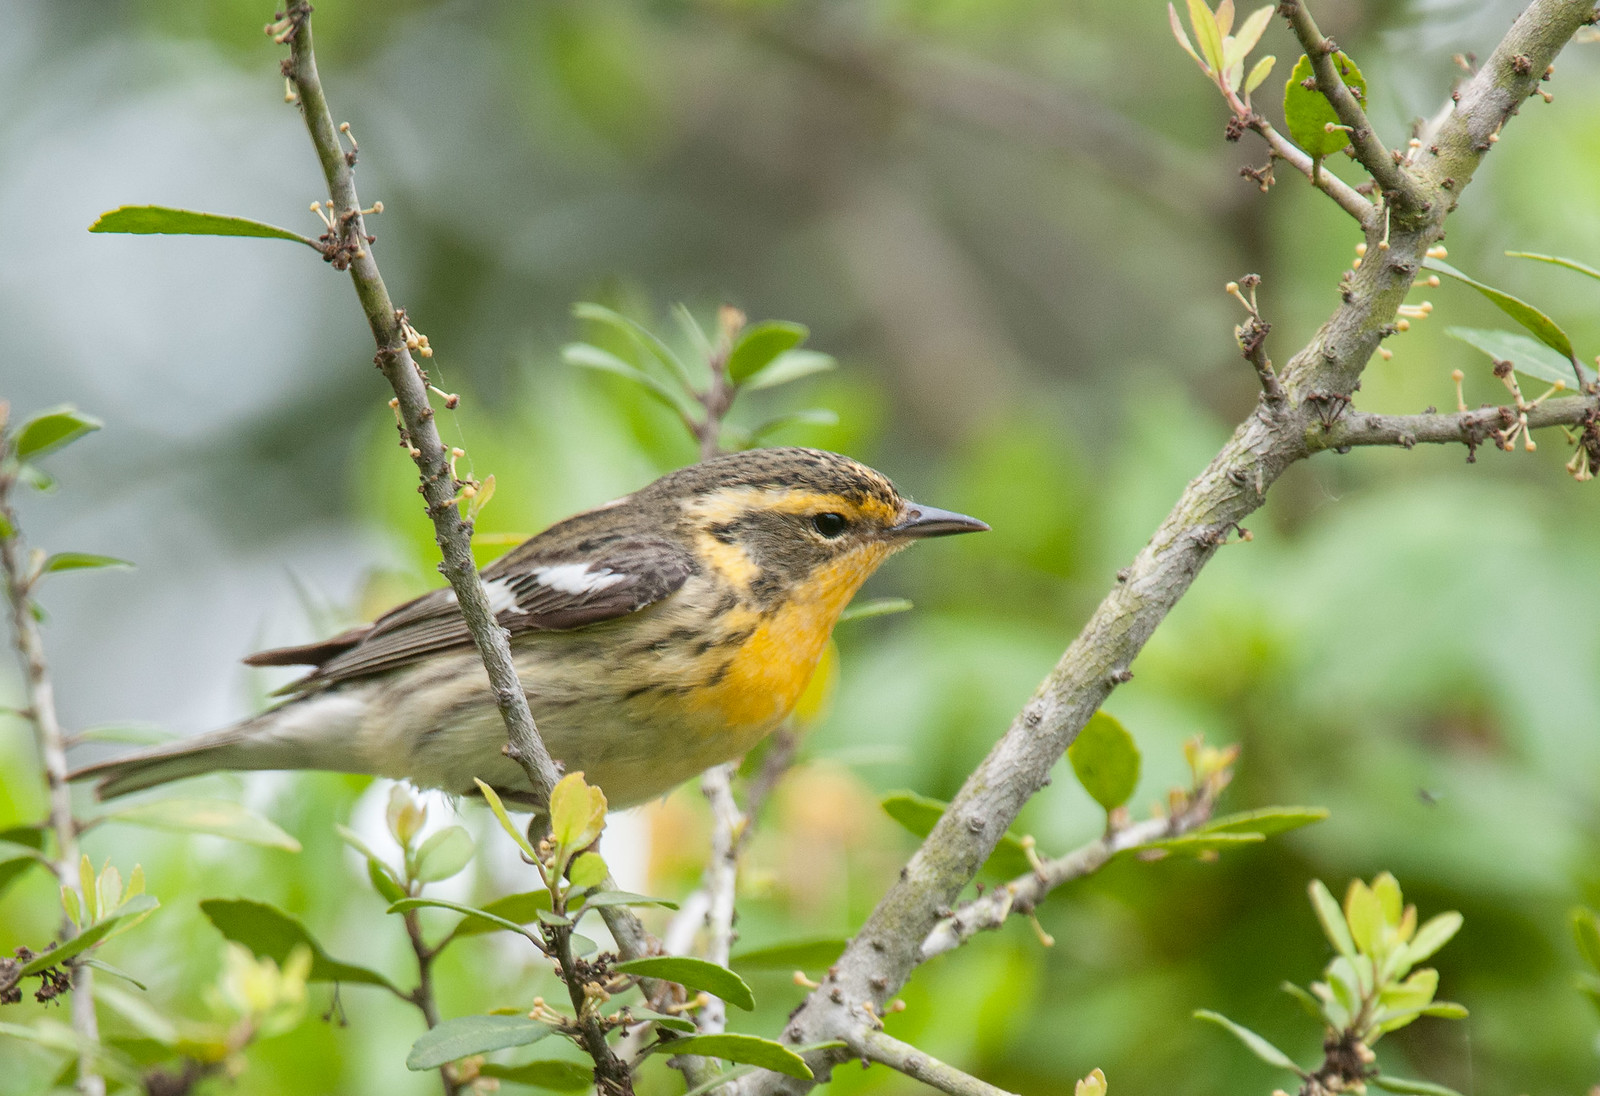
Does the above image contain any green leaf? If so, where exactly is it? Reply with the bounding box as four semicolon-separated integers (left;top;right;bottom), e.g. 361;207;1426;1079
1426;258;1579;367
1143;832;1265;856
1445;326;1593;389
199;898;402;993
838;598;913;624
0;857;39;899
1309;880;1357;959
1406;911;1462;966
0;826;47;851
624;1008;698;1033
879;791;1034;877
567;851;609;892
1185;0;1225;74
1192;1010;1305;1074
406;1015;554;1070
1345;879;1385;957
571;301;696;392
452;890;555;939
1198;807;1329;836
728;321;809;384
413;825;475;884
731;938;847;972
474;779;540;861
1420;1001;1468;1019
71;724;174;746
80;957;147;991
747;409;841;443
99;798;301;851
478;1060;593;1090
739;350;836;391
672;303;714;361
42;552;133;574
1283;52;1367;158
562;343;699;420
579;889;678;910
1244;54;1276;95
1575;908;1600;971
88;206;312;245
1505;250;1600;282
1280;981;1326;1023
20;896;160;975
12;407;102;462
366;858;406;904
1369;1076;1466;1096
1067;712;1141;812
387;897;541;941
549;772;607;856
649;1033;812;1080
613;956;755;1011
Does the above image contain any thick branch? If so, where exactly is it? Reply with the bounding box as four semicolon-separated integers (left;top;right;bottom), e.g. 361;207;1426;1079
848;1031;1020;1096
1314;395;1598;450
743;3;1594;1090
1281;0;1427;212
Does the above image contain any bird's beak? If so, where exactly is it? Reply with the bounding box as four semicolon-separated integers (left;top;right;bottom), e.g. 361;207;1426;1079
889;503;990;538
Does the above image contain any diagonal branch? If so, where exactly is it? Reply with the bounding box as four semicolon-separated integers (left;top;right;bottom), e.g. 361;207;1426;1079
848;1031;1020;1096
1249;116;1376;227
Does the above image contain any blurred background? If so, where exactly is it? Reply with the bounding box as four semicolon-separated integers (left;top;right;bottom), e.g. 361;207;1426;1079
4;0;1600;1092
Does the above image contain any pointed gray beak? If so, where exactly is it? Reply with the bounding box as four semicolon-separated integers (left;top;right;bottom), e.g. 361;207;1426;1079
890;503;990;538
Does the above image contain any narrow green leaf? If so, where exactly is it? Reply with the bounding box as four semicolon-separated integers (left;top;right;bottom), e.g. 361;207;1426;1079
406;1015;554;1070
199;898;402;993
579;889;678;910
366;857;406;904
838;598;913;624
1186;0;1226;74
747;409;840;443
20;896;160;975
1369;1076;1466;1096
473;779;539;861
452;890;554;939
1505;250;1600;282
0;826;47;851
1420;1001;1468;1019
1168;4;1203;65
1143;832;1265;856
88;206;312;245
41;552;133;574
1575;908;1600;971
728;321;809;384
99;798;301;851
649;1033;812;1080
0;857;39;899
1280;981;1326;1023
387;897;540;940
1345;879;1385;957
562;343;699;420
334;824;392;868
80;957;147;991
1406;911;1463;966
1283;52;1367;158
671;303;714;361
1192;1010;1305;1074
1445;326;1592;389
413;825;475;883
1067;712;1141;812
1199;807;1329;836
613;956;755;1011
12;407;102;462
571;302;695;390
1426;258;1578;364
478;1060;592;1090
624;1008;698;1033
1309;880;1357;959
740;350;836;391
879;791;1034;877
731;939;847;972
1244;54;1276;95
1229;5;1273;62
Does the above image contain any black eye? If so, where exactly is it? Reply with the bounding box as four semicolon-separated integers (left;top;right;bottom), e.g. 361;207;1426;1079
811;512;848;538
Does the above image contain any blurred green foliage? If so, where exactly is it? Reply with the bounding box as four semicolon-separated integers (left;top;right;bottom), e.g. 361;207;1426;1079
4;0;1600;1093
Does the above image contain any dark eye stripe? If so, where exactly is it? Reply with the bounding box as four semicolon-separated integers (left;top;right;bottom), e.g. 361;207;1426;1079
812;512;848;538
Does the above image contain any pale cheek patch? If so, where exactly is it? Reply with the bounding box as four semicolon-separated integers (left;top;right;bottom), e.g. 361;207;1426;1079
533;563;629;595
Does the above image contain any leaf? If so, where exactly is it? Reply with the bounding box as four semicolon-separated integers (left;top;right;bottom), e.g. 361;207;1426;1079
1369;1076;1466;1096
747;409;840;443
1198;807;1329;837
0;857;39;899
452;890;555;939
562;343;699;420
613;956;755;1011
1169;4;1203;66
1192;1011;1305;1074
1426;258;1578;366
406;1015;554;1070
1420;1001;1468;1019
71;723;174;746
1230;5;1273;62
387;897;540;941
366;858;406;904
474;779;539;861
571;301;696;391
649;1033;812;1080
549;772;607;856
1445;326;1592;389
1406;911;1463;966
1575;909;1600;971
739;350;836;391
624;1008;698;1033
728;321;809;384
579;890;678;910
1186;0;1226;75
1244;55;1276;95
1309;880;1357;959
672;303;714;361
1280;981;1326;1023
879;791;1034;878
99;798;301;851
88;206;312;245
1143;832;1265;856
1505;250;1600;282
1283;52;1367;158
199;898;402;993
478;1060;593;1090
80;957;147;990
413;825;475;883
731;939;847;972
42;552;133;575
1067;712;1141;812
567;852;609;891
1345;878;1385;956
838;597;914;624
12;407;102;462
20;896;160;975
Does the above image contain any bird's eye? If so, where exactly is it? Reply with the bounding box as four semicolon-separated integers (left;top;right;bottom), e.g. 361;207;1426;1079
811;512;848;538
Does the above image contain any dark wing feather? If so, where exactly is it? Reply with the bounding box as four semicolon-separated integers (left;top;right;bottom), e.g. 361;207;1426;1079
261;538;694;693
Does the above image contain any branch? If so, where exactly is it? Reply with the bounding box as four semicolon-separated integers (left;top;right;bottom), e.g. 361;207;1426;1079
740;2;1595;1090
402;911;461;1096
847;1031;1020;1096
1248;117;1375;227
277;3;561;811
1314;394;1599;451
1280;0;1428;213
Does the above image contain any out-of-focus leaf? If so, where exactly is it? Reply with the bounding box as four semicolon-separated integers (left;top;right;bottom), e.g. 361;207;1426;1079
748;409;840;443
366;858;406;904
1345;878;1385;956
199;898;401;993
1575;909;1600;971
839;598;913;624
71;724;174;746
1143;832;1265;856
1193;1011;1304;1074
728;321;808;384
1427;259;1578;366
1169;4;1204;67
648;1033;811;1079
566;851;609;892
1505;250;1600;282
732;939;848;972
473;779;539;861
739;350;836;391
1406;911;1463;966
1198;807;1329;836
0;857;39;898
571;302;695;390
1445;327;1592;388
1228;6;1273;65
1310;880;1357;959
1281;981;1325;1022
562;343;698;419
80;958;146;990
412;825;474;883
387;897;540;940
613;956;755;1011
406;1015;554;1070
1067;712;1141;812
478;1060;592;1089
99;798;300;851
20;896;160;975
579;890;677;910
1186;0;1225;74
1370;1077;1466;1096
89;206;313;244
41;552;132;573
1244;54;1276;95
1420;1001;1468;1019
451;890;554;939
625;1008;698;1033
879;791;1034;877
1284;52;1366;158
12;407;102;462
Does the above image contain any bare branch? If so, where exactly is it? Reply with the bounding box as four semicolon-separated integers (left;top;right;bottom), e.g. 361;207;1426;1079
1249;117;1376;227
1315;394;1598;451
401;911;461;1096
848;1030;1020;1096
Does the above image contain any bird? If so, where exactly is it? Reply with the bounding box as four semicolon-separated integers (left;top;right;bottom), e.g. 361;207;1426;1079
71;447;987;809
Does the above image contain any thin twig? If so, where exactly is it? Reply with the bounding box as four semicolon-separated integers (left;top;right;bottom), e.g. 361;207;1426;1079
1315;395;1599;450
0;449;105;1096
848;1031;1020;1096
1249;117;1375;227
402;910;460;1096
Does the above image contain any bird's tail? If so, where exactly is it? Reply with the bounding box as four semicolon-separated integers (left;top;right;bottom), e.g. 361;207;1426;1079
69;691;372;800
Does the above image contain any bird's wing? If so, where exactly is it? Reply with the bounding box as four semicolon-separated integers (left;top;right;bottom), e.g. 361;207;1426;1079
245;538;695;692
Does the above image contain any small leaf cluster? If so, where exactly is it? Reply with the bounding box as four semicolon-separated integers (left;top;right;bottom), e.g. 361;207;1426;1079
1169;1;1277;107
0;404;131;575
1197;873;1466;1096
